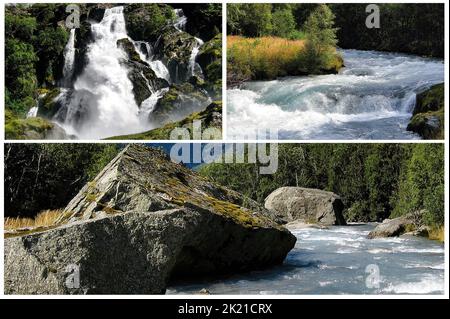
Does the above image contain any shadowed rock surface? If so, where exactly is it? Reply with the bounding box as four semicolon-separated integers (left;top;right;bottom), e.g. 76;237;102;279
4;144;295;294
265;187;346;226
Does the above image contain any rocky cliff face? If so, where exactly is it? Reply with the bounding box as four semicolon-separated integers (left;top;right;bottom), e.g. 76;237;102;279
265;187;346;226
4;145;295;294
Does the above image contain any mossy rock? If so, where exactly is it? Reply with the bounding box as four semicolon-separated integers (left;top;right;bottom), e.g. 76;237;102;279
117;38;141;63
197;33;222;72
5;110;54;140
407;109;444;139
407;83;444;139
413;83;444;115
37;88;61;118
149;82;210;125
117;38;169;106
153;26;198;83
124;4;175;43
107;101;222;140
197;34;222;97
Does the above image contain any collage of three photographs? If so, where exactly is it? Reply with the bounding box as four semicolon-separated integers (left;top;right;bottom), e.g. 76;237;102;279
1;1;448;300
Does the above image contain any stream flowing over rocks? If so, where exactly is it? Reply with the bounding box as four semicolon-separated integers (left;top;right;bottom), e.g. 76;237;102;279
168;224;444;295
227;49;444;140
4;145;295;294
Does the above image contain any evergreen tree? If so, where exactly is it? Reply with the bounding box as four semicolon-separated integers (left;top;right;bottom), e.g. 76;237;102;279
302;4;338;73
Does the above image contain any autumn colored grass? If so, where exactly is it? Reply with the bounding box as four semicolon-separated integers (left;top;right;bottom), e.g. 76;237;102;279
428;226;445;242
227;36;306;83
4;209;63;231
227;35;342;85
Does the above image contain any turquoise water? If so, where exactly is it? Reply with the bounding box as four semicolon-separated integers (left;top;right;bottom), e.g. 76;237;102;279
168;224;445;295
227;50;444;140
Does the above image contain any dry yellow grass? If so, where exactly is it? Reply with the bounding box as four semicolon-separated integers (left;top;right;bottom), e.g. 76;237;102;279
428;226;445;242
227;35;305;80
227;35;305;64
4;209;63;231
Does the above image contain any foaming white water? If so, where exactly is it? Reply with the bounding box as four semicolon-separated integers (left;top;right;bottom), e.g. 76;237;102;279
133;40;171;82
382;274;444;294
168;224;444;295
189;37;204;78
56;6;148;139
173;8;187;31
62;28;76;87
227;49;444;140
26;106;38;118
139;88;169;120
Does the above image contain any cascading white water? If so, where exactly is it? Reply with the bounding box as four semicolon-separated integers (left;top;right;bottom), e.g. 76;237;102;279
133;40;171;82
171;9;204;80
228;49;444;140
56;6;149;139
62;28;76;87
189;37;204;79
26;93;47;118
26;106;38;118
139;88;169;120
173;8;187;31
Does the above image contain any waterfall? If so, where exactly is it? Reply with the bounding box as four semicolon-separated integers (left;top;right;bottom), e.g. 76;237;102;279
56;6;144;139
189;37;204;78
26;107;38;118
26;93;47;118
401;92;417;113
140;88;169;119
173;9;187;31
62;28;76;87
172;9;204;80
133;40;171;82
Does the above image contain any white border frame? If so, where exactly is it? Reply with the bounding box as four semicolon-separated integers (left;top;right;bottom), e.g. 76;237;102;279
0;0;448;299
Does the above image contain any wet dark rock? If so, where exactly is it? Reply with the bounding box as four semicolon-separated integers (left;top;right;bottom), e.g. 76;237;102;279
117;38;169;106
149;82;210;125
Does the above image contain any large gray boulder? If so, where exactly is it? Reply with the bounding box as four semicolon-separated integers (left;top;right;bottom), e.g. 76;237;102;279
367;212;421;239
4;144;295;294
265;187;346;226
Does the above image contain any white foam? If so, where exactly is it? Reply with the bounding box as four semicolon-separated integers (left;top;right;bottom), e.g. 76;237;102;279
382;276;444;294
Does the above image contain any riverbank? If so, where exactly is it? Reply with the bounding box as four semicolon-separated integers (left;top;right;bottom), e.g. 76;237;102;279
168;224;445;295
227;35;343;87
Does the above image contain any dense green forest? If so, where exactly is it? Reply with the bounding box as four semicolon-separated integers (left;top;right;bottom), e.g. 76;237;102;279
199;144;444;227
5;144;444;231
227;3;444;57
4;144;120;218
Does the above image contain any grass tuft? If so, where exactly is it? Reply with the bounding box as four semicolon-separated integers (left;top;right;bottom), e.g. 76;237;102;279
4;209;63;231
428;226;445;242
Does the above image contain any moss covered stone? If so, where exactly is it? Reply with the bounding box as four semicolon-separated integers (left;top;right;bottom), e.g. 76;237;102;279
107;101;222;140
5;109;54;139
407;83;444;139
116;38;169;106
197;33;222;97
37;88;61;118
149;82;210;125
124;4;175;43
